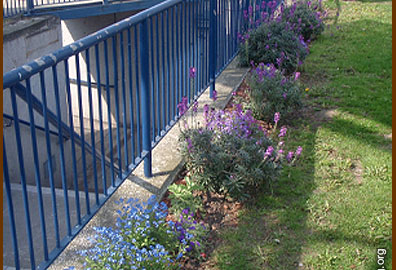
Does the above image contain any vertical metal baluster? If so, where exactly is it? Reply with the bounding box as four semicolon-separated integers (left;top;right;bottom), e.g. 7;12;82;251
188;1;192;100
161;12;167;132
170;8;176;121
10;87;36;269
207;0;210;86
4;137;20;269
126;29;136;165
85;49;100;206
75;54;91;213
220;0;226;70
197;0;202;95
178;3;183;102
134;26;142;157
155;14;161;138
24;79;49;261
205;0;209;87
171;7;178;121
139;19;153;177
209;0;218;96
52;65;72;236
203;0;207;88
112;36;123;179
166;9;171;127
183;1;188;101
176;5;181;111
203;0;207;87
39;71;61;249
236;0;241;50
64;60;82;223
226;0;229;62
230;0;234;57
150;17;156;142
119;32;129;170
104;39;116;187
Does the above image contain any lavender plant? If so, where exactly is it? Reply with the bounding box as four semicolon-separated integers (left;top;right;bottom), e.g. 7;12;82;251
239;19;309;74
281;0;325;42
79;196;206;269
247;63;302;121
179;102;302;201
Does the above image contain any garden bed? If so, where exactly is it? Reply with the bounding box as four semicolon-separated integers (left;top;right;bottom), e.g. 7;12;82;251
160;76;283;269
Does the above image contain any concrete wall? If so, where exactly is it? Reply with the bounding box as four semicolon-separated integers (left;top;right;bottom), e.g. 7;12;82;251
3;15;73;187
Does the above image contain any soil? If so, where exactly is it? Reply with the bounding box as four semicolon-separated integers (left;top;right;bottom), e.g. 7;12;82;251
161;169;243;270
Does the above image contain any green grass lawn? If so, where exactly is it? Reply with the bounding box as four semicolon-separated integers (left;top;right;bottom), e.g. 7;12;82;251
211;0;392;269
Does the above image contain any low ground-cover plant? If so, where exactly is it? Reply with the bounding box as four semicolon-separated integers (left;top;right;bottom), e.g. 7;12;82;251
281;0;325;41
247;63;302;121
239;20;309;74
179;98;302;201
168;177;204;217
79;196;206;269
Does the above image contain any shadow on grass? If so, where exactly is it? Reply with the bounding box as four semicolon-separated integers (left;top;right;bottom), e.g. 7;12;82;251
303;18;392;129
354;0;391;3
327;117;392;152
213;122;318;270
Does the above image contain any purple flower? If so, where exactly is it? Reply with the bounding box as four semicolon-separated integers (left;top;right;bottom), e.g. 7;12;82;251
282;92;287;99
286;151;294;162
274;112;280;124
189;66;196;78
192;101;198;113
265;44;270;50
243;10;248;19
248;5;253;15
279;126;287;137
177;97;188;116
295;146;302;157
278;149;284;155
294;72;300;81
264;146;274;158
212;89;218;101
276;58;282;67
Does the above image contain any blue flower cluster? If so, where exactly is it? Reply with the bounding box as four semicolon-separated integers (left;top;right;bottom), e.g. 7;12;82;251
78;196;205;270
172;208;206;257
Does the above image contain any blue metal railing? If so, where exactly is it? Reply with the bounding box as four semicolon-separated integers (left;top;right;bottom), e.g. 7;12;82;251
3;0;273;268
3;0;86;18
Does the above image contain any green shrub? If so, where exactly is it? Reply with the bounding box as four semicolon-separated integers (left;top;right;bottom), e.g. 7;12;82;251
247;63;302;121
281;0;325;41
239;20;308;74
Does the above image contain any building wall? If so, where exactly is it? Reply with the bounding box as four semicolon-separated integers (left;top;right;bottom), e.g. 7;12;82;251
3;15;73;187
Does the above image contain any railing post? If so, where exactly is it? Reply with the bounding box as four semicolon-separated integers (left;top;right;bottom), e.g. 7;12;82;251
209;0;217;97
140;19;153;178
27;0;34;14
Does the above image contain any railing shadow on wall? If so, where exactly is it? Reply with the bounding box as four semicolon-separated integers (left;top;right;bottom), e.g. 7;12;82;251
2;0;273;268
